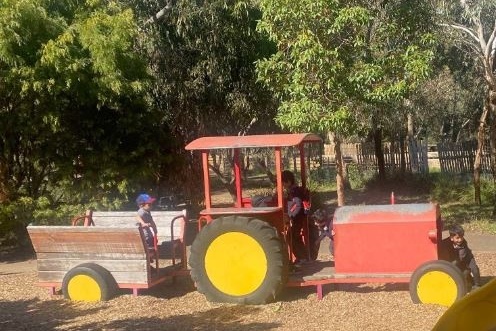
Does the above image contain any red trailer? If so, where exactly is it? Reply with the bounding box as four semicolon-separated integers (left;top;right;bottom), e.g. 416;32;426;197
334;204;440;274
287;203;466;307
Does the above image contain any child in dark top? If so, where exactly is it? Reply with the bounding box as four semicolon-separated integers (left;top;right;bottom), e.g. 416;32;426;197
136;194;158;248
442;224;481;290
282;170;308;265
312;208;334;257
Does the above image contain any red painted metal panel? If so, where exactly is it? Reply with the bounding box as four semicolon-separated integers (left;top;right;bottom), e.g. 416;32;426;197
199;207;282;215
185;133;322;150
201;151;211;209
275;147;283;208
233;149;242;207
333;203;440;274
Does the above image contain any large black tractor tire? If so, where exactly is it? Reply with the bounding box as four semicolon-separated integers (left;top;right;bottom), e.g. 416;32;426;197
189;216;289;304
62;263;117;302
410;260;467;307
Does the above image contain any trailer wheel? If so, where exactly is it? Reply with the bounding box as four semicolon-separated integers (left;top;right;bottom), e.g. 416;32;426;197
189;216;288;304
410;260;467;307
62;263;117;302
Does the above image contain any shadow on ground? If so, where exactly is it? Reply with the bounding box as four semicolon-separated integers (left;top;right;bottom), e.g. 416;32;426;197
0;298;280;331
0;245;35;263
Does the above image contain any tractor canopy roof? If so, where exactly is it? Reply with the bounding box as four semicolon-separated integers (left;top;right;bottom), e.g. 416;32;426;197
185;133;322;150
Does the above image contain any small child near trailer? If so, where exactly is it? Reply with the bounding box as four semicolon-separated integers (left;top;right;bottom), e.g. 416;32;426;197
441;224;481;290
136;194;158;248
312;208;335;258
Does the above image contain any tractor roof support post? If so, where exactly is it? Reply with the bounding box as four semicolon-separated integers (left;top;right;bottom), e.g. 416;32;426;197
299;144;306;188
202;151;211;209
233;149;243;207
275;147;283;207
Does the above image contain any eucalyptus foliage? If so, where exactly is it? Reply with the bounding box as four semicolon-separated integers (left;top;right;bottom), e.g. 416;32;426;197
130;0;279;139
257;0;436;135
125;0;281;201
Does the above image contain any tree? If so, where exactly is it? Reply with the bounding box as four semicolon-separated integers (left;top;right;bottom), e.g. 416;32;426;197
257;0;436;205
408;65;483;143
128;0;280;200
439;0;496;207
0;0;155;206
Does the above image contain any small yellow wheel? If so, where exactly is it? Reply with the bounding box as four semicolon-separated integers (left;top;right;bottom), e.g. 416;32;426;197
410;260;467;307
62;263;116;302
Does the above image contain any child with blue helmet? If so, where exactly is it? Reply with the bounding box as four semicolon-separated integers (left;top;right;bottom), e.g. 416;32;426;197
136;194;158;247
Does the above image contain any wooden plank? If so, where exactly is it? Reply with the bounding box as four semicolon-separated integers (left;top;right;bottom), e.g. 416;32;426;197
36;251;146;260
38;270;149;284
287;260;412;283
90;211;185;240
37;259;147;272
28;227;146;255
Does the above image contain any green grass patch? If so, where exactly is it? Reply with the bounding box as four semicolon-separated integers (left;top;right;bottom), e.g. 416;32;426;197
439;202;496;234
428;173;496;233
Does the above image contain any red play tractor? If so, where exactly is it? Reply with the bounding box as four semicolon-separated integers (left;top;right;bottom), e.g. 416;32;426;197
185;133;467;306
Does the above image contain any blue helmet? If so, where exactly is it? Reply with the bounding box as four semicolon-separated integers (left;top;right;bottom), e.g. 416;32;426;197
136;194;156;206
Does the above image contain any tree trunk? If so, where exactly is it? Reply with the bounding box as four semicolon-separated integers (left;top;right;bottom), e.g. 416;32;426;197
208;164;236;202
255;158;276;185
334;135;346;206
373;127;386;181
407;112;418;173
489;92;496;216
474;95;490;206
399;133;406;174
0;157;12;203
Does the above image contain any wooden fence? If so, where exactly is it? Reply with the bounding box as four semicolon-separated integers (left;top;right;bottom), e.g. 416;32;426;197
210;139;495;176
324;140;428;174
437;140;492;174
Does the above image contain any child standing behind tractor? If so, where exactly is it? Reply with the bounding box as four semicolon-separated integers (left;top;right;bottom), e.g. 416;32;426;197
442;224;481;290
282;170;308;266
312;208;335;258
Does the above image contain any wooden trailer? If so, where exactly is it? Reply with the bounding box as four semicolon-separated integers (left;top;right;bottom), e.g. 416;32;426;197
27;210;189;301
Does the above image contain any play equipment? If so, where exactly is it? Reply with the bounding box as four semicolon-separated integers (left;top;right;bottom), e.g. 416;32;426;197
184;133;466;306
432;278;496;330
27;133;470;306
185;133;321;304
27;210;188;301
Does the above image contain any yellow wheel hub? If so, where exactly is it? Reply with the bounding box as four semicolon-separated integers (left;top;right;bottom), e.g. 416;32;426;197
67;274;102;302
205;232;267;296
417;270;458;307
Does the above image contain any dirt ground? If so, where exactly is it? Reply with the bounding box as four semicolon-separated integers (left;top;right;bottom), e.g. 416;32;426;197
1;185;495;331
1;245;495;331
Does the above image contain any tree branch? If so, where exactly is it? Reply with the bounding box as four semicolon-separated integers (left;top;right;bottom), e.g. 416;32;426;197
476;15;487;57
238;117;258;136
208;163;236;202
442;23;479;44
486;19;496;72
144;1;173;26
